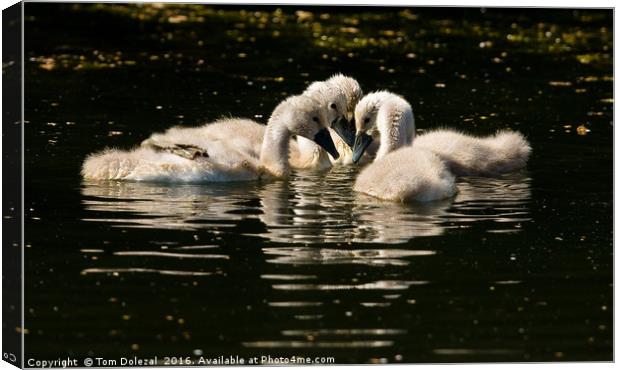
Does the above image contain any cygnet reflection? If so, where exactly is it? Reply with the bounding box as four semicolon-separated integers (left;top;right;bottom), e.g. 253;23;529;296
80;170;531;244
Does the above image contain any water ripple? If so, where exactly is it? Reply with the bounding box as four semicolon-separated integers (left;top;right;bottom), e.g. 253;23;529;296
80;268;216;276
81;169;531;244
114;251;229;259
263;247;435;265
268;302;324;307
242;340;394;348
281;328;406;336
272;280;428;291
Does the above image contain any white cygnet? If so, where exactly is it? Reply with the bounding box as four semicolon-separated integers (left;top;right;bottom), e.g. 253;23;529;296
351;91;455;202
81;95;339;182
351;91;532;202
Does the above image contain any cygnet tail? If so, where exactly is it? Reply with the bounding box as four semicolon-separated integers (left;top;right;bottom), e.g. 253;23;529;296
82;148;143;180
488;130;532;174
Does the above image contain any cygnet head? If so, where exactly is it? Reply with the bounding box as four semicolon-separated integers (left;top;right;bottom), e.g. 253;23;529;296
304;82;347;126
352;91;408;163
304;81;353;147
326;73;364;120
271;95;340;159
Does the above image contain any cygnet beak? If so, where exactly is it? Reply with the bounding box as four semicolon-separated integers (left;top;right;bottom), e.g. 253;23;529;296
330;115;355;148
313;127;340;159
352;132;373;164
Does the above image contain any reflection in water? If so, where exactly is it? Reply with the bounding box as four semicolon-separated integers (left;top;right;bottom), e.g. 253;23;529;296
263;247;435;266
79;167;532;280
271;280;429;291
448;176;533;230
267;301;323;307
81;181;263;230
113;251;229;259
241;340;395;348
242;328;408;350
81;268;216;276
281;328;406;336
80;168;532;352
81;167;532;245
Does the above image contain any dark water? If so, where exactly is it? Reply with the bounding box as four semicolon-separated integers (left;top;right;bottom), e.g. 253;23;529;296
22;4;612;364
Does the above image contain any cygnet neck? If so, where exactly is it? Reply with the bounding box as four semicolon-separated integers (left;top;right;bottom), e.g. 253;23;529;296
259;114;291;179
375;97;414;160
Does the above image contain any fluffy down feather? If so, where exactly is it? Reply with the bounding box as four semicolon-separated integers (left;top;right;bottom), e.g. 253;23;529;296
413;129;532;176
354;147;456;202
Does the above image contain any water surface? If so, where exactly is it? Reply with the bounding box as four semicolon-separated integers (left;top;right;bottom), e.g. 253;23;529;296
23;4;612;364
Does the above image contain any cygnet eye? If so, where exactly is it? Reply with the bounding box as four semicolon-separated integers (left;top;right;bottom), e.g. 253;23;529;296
330;103;337;110
312;116;319;123
364;117;370;124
